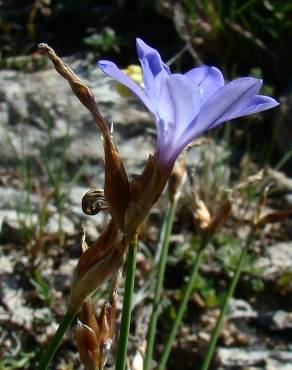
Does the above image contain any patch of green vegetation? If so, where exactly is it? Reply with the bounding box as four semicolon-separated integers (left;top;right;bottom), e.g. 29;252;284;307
29;269;54;306
0;352;35;370
0;55;48;72
83;27;119;53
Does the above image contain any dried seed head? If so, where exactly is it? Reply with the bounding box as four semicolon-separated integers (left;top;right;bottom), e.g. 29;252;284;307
192;193;212;233
82;189;108;216
168;157;186;202
233;169;264;193
208;199;232;235
76;320;100;370
252;184;272;225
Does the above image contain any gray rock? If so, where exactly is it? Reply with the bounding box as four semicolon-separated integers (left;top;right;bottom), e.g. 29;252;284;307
227;299;257;320
255;242;292;277
0;60;154;169
268;169;292;193
0;253;14;274
256;310;292;332
218;348;292;369
0;245;53;331
0;186;40;211
272;310;292;330
45;213;75;236
0;210;38;243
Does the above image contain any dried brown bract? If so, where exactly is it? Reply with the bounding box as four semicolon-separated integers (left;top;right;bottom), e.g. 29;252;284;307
76;277;118;370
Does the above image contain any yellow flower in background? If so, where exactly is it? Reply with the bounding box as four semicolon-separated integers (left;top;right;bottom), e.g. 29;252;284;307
115;64;143;97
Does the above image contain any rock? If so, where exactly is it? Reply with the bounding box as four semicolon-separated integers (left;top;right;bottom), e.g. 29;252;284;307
272;311;292;330
0;251;52;331
217;348;292;369
52;258;78;292
0;253;14;273
0;210;38;243
45;214;75;236
255;242;292;277
0;208;76;242
256;310;292;332
227;299;257;320
0;186;40;211
0;59;154;170
0;183;107;242
268;169;292;193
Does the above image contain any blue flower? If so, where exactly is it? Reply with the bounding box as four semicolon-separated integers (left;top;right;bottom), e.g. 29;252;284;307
98;38;279;168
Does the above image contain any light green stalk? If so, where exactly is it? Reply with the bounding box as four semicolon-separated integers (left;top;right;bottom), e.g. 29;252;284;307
115;235;138;370
199;229;256;370
144;196;179;370
157;240;207;370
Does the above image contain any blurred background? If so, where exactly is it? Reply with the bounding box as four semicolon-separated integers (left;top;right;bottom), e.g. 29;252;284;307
1;1;292;370
1;0;292;164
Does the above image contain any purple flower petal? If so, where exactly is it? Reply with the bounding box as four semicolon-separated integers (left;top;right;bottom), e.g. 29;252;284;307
97;60;156;117
136;38;170;79
157;74;201;138
171;77;263;157
136;38;170;103
229;95;279;118
193;77;263;133
155;74;202;163
185;65;224;102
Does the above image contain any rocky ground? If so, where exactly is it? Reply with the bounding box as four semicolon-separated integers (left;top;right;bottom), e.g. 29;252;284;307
0;55;292;370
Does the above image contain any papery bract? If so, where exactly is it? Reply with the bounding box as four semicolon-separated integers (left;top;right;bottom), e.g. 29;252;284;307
98;38;279;169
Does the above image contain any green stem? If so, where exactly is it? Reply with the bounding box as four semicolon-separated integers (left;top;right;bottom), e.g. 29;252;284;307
37;307;77;370
144;197;178;370
115;235;138;370
157;240;207;370
199;229;255;370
